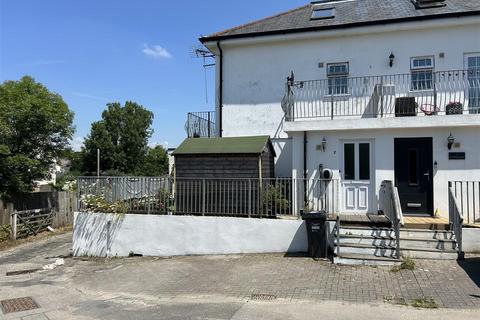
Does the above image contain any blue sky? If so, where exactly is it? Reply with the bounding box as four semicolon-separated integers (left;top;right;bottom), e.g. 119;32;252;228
0;0;306;150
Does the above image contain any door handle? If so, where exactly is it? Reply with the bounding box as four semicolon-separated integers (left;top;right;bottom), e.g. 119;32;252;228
424;171;430;181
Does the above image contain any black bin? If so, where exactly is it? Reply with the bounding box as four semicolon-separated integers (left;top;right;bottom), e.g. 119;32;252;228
302;211;328;259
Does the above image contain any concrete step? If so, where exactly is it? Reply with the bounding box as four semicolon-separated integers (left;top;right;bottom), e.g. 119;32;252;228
400;238;456;250
336;234;396;247
400;246;458;260
400;229;454;240
336;243;397;258
336;234;456;250
334;253;401;266
339;226;395;237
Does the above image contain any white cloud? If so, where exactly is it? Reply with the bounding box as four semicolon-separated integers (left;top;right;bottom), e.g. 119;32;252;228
149;141;170;149
72;92;110;102
143;44;172;59
71;137;85;151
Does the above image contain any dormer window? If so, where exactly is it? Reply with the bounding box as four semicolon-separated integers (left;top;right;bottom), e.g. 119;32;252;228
412;0;446;9
311;7;335;20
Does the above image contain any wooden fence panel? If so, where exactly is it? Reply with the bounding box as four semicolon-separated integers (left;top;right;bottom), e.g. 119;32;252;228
1;191;77;240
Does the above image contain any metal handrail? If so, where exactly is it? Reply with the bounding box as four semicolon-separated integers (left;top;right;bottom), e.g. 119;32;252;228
285;69;480;121
381;181;403;259
449;182;465;260
185;111;216;138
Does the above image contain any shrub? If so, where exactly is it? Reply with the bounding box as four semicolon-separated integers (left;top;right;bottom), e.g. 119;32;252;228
0;225;11;242
80;195;128;215
262;184;290;215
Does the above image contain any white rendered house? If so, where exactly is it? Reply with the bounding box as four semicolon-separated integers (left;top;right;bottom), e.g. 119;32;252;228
193;0;480;221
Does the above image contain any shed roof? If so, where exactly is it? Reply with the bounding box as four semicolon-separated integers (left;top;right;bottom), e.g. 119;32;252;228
173;136;275;156
200;0;480;43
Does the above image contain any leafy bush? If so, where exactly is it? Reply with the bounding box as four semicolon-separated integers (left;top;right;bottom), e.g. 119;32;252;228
0;225;11;242
80;195;128;215
262;184;290;215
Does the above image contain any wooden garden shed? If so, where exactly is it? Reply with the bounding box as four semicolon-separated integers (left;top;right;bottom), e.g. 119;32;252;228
172;135;276;179
171;136;277;216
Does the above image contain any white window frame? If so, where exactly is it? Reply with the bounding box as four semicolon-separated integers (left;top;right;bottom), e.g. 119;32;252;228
410;56;435;91
327;62;349;96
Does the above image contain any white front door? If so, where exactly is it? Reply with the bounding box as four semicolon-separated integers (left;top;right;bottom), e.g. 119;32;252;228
341;141;374;214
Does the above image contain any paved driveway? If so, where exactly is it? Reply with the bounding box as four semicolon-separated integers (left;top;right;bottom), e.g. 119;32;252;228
0;233;480;319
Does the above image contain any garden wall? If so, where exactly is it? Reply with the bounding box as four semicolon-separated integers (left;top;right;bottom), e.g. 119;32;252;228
73;212;309;257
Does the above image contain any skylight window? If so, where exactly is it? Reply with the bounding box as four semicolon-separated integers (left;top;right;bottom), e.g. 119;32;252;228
311;8;335;20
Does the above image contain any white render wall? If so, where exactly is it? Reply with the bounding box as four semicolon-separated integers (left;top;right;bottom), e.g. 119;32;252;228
211;18;480;177
73;213;308;257
290;126;480;219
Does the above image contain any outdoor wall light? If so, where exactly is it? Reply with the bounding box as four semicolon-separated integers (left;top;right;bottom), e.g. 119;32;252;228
321;137;327;151
447;133;455;150
389;53;395;67
434;161;438;170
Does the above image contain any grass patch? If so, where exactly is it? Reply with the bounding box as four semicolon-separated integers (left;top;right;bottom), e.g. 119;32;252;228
391;257;415;272
411;297;439;309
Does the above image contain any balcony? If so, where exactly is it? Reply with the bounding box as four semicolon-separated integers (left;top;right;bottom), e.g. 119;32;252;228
282;70;480;122
185;111;217;138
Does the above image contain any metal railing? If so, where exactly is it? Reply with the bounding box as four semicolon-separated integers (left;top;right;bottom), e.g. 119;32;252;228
77;176;339;218
283;69;480;121
449;181;480;225
381;181;403;259
448;182;465;259
185;111;216;138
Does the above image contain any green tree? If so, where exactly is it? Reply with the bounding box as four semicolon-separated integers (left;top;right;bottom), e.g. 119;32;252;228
136;145;169;176
81;101;154;175
0;76;75;198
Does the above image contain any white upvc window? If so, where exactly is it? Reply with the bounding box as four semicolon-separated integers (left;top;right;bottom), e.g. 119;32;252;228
327;62;349;95
411;56;434;91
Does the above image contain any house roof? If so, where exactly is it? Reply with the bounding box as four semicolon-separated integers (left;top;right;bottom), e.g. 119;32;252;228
173;136;275;156
200;0;480;43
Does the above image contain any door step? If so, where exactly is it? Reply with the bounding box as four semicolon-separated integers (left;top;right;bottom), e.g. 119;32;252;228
334;253;401;266
334;223;460;264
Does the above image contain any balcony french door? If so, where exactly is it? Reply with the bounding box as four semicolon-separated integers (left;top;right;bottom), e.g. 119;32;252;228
341;140;374;214
465;54;480;114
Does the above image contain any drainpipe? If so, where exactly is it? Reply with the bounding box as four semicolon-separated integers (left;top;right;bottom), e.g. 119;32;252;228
303;131;308;209
216;41;223;137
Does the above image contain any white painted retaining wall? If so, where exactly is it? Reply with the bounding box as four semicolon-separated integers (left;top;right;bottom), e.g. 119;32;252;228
73;212;308;257
463;228;480;254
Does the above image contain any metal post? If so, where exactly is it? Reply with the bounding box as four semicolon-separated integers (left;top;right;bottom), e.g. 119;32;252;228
433;72;437;111
97;149;100;177
330;94;334;120
248;179;252;218
380;76;384;117
207;113;211;138
202;179;206;216
10;208;17;241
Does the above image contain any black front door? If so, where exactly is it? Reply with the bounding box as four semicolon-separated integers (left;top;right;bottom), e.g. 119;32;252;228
394;138;434;216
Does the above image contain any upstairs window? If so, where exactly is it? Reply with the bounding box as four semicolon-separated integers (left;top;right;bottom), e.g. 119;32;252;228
411;56;434;91
311;7;335;20
327;62;349;95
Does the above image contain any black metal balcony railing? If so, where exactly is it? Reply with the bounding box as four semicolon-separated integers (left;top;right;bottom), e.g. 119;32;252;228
282;70;480;121
185;111;217;138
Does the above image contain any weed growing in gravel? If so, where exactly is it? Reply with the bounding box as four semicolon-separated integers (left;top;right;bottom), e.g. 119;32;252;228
391;257;415;272
411;297;439;309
